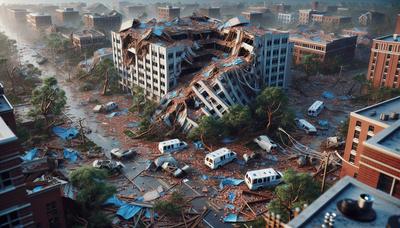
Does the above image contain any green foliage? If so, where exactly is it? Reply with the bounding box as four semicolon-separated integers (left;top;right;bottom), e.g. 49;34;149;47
129;86;147;114
29;77;67;119
221;105;252;135
87;211;112;228
301;54;320;77
188;115;224;142
70;166;116;218
268;169;320;222
45;33;70;53
154;191;184;218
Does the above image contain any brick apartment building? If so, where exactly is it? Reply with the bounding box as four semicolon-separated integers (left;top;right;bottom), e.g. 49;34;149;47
198;7;221;19
71;29;107;49
158;6;180;21
7;8;29;23
26;13;52;30
241;11;263;25
299;9;351;27
290;31;357;64
367;34;400;89
0;84;67;227
55;8;80;27
340;96;400;199
83;10;122;34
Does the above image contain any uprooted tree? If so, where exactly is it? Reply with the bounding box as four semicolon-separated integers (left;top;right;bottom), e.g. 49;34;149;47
268;169;320;222
154;191;185;218
29;77;67;123
70;166;116;228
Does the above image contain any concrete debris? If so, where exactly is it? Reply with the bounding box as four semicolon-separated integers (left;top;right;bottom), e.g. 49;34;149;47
142;185;164;202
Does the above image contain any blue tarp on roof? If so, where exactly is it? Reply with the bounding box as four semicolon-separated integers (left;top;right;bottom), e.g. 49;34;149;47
153;26;165;36
104;195;126;207
32;186;43;192
222;58;244;67
117;204;142;220
219;178;244;189
22;148;38;161
223;213;238;223
322;91;335;100
52;126;79;140
63;148;79;163
228;192;236;202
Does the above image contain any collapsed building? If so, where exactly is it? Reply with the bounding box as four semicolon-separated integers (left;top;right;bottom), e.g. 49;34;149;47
112;16;292;132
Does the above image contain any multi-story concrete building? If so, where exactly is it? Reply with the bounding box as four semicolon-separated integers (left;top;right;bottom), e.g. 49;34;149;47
83;10;122;34
7;8;29;23
241;11;263;25
340;96;400;199
299;9;351;26
158;6;180;21
198;7;221;19
277;13;296;24
112;16;292;131
124;5;146;18
342;27;370;45
290;31;357;64
367;34;400;89
298;9;316;24
71;29;107;49
359;11;385;26
55;8;80;27
26;13;52;30
269;3;290;13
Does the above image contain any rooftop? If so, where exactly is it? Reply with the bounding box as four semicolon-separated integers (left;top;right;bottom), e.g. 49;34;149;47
364;120;400;158
0;94;13;113
354;96;400;126
0;117;17;145
28;13;51;17
376;34;400;42
289;30;355;44
288;176;400;228
73;29;105;38
26;175;68;195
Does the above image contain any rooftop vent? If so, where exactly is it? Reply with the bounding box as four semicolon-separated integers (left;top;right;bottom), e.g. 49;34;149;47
337;193;376;222
369;110;376;117
394;34;398;41
390;112;399;120
380;113;389;121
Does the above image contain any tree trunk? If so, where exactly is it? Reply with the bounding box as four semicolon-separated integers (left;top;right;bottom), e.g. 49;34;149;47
102;70;109;96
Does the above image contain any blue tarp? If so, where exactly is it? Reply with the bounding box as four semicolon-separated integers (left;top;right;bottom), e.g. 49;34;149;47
52;126;79;140
193;141;204;149
153;26;165;36
222;58;244;67
223;213;238;223
225;204;235;210
219;178;244;189
203;69;212;78
117;204;142;220
201;175;209;180
22;148;38;161
318;120;329;127
63;148;79;163
322;91;335;99
32;186;43;192
144;209;158;219
104;195;126;207
228;192;236;203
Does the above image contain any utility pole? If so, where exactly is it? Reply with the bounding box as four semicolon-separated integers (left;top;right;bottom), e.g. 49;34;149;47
321;152;330;193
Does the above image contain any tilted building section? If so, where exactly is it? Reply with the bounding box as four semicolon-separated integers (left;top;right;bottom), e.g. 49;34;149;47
112;16;292;132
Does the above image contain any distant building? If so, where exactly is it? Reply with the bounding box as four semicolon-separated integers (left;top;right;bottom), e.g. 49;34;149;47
27;13;52;30
367;34;400;89
395;14;400;34
198;7;221;19
0;84;16;131
83;10;122;33
290;31;357;64
311;1;319;10
71;29;107;49
299;9;351;26
7;8;29;23
277;13;296;24
125;5;146;18
241;11;263;25
359;11;385;26
158;6;180;21
342;27;370;45
55;8;80;27
340;96;400;199
326;5;338;13
299;9;316;24
288;176;400;227
269;3;290;13
84;3;110;15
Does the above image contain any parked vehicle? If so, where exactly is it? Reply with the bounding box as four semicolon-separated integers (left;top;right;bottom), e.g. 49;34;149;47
308;100;324;117
158;139;188;154
104;102;118;112
110;148;136;159
295;118;317;134
161;162;190;178
245;168;283;190
92;160;125;173
205;147;237;170
254;135;277;152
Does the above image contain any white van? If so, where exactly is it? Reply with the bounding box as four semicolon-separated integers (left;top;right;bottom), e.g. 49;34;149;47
254;135;277;152
204;148;237;170
158;139;188;154
295;118;317;134
245;168;283;190
308;100;324;117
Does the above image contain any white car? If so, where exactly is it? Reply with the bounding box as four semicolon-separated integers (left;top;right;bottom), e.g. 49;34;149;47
92;160;125;172
110;148;136;159
254;135;277;152
295;118;317;134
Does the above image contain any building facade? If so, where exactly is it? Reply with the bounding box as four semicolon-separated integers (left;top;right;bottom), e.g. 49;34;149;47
359;11;385;26
298;9;316;24
290;32;357;64
340;96;400;199
198;7;221;18
158;6;180;21
83;11;122;34
112;16;292;131
26;13;52;30
71;29;107;49
7;8;29;23
367;35;400;89
277;13;296;24
241;11;263;25
55;8;80;27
